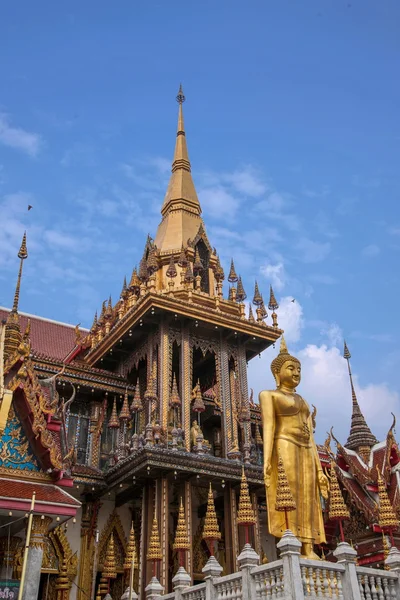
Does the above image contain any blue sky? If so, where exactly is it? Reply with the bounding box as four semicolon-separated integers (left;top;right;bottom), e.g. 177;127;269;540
1;0;399;442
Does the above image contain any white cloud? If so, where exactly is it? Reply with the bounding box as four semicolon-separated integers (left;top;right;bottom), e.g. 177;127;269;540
389;226;400;236
362;244;380;257
296;237;331;263
260;262;286;291
0;113;42;157
222;167;267;197
198;186;240;220
247;298;398;444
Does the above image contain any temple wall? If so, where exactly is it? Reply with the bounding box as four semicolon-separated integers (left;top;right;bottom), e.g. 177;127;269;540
68;506;83;600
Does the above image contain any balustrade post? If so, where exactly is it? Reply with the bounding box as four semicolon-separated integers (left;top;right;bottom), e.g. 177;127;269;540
237;543;260;600
172;566;191;600
333;542;362;600
385;546;400;598
121;588;138;600
202;555;223;600
276;530;305;600
145;576;164;600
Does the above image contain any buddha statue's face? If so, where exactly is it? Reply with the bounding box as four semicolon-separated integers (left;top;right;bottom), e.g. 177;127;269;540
278;360;301;389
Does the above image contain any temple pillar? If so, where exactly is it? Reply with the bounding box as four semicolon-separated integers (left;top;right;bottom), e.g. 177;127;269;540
184;481;193;582
181;326;191;451
251;492;261;557
223;485;238;574
22;515;52;600
77;500;99;600
55;559;71;600
218;337;231;458
159;320;170;433
157;477;169;592
139;483;153;600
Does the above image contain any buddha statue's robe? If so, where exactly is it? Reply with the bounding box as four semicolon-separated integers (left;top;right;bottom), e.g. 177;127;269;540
260;391;326;544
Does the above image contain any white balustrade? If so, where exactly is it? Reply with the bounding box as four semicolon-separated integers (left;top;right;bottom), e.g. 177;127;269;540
357;566;398;600
299;558;345;598
214;574;243;600
181;583;207;600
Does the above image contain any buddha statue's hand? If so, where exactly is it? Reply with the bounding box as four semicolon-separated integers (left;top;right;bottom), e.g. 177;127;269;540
264;462;272;488
318;471;329;499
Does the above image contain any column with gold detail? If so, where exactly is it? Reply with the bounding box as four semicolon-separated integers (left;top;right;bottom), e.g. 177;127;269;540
181;325;191;451
77;500;99;600
21;515;52;600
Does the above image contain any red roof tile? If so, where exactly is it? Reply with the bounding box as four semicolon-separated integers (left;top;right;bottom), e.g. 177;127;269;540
0;478;80;507
0;307;88;361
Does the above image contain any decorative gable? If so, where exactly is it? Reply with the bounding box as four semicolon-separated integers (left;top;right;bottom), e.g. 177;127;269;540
0;404;41;472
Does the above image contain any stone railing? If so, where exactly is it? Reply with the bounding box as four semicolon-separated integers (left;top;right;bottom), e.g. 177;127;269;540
126;530;400;600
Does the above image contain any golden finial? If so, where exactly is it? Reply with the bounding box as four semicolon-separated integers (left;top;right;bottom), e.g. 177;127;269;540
228;259;238;283
130;378;143;413
214;256;224;282
166;256;177;279
184;261;194;283
178;245;188;267
170;373;181;408
147;246;158;275
121;275;128;298
119;389;131;421
268;285;279;311
193;248;203;274
123;522;137;571
275;453;296;529
248;304;255;323
202;483;221;547
12;231;28;313
129;268;140;293
328;462;349;521
103;535;117;580
192;379;205;413
173;497;190;551
108;397;120;429
91;311;98;332
138;256;148;281
146;512;162;562
376;467;399;531
236;276;247;302
105;296;113;318
237;468;256;526
252;281;263;306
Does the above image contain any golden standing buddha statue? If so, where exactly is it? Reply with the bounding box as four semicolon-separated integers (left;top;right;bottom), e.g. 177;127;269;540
259;337;328;559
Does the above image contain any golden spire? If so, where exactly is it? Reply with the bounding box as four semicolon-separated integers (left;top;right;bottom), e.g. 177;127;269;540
170;373;181;408
237;468;256;525
275;453;296;513
252;281;263;306
130;378;143;413
160;85;201;219
328;461;349;521
119;389;131;421
344;341;377;452
123;522;137;571
228;259;238;283
236;276;247;302
268;285;279;311
108;397;120;429
376;467;399;531
173;497;190;551
192;379;205;413
166;256;177;279
202;483;221;542
146;512;162;562
103;535;117;580
248;304;255;323
4;232;28;358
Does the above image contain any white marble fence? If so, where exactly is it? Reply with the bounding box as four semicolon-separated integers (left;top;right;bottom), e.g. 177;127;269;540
123;530;400;600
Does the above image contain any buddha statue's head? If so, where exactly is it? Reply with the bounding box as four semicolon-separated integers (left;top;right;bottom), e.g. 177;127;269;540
271;336;301;389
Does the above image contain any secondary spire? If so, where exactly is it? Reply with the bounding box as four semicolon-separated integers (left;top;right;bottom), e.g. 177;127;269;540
343;341;377;454
4;232;28;358
161;85;201;218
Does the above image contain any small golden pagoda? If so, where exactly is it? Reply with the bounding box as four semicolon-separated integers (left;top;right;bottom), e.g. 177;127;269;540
102;535;117;580
173;497;190;552
202;484;221;555
377;467;399;532
237;468;256;526
108;397;120;429
123;522;137;572
328;461;349;522
147;513;162;562
275;453;296;528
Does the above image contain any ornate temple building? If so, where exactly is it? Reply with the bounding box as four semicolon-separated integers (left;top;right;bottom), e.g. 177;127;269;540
0;88;399;600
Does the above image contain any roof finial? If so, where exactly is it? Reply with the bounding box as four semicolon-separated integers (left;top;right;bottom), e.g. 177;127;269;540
4;232;28;358
343;341;377;452
13;231;28;313
176;83;185;105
